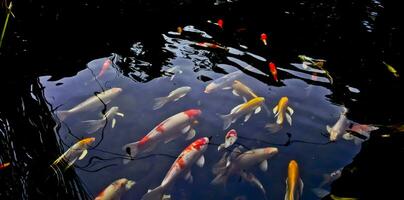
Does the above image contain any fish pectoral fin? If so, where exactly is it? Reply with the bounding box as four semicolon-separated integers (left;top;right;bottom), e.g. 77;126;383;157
286;113;292;126
272;105;278;114
326;125;332;134
244;113;253;122
222;87;232;90
342;132;354;140
287;106;294;115
185;129;196;140
182;125;191;134
184;171;194;183
259;160;268;172
112;118;117;128
232;90;240;96
116;112;124;117
255;106;262;114
299;178;304;197
196;155;205;167
79;149;88;160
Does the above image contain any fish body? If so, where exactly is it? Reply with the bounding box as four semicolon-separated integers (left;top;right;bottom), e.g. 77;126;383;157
218;129;238;151
52;137;95;168
273;97;294;126
231;80;258;102
260;33;268;46
153;86;191;110
141;137;209;200
95;178;135;200
204;71;243;93
285;160;304;200
220;97;265;130
57;87;122;121
82;106;124;133
123;109;201;160
96;59;112;79
326;108;350;141
269;62;279;82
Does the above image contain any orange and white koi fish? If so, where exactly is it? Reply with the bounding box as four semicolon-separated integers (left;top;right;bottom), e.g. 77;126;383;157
273;97;294;126
122;109;201;161
96;59;112;79
204;70;243;93
268;62;279;82
231;80;258;102
95;178;135;200
0;162;10;170
82;106;124;134
153;86;191;110
195;42;227;50
218;129;238;151
220;97;265;130
260;33;268;46
52;137;95;169
141;137;210;200
56;87;122;121
285;160;304;200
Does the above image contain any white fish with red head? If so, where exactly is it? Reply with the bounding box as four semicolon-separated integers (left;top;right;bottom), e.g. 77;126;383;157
204;70;243;93
95;178;135;200
218;129;238;151
141;137;210;200
56;87;122;121
52;137;96;169
153;86;191;110
122;109;201;162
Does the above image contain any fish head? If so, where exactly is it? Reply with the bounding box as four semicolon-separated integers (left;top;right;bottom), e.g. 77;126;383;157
263;147;279;158
288;160;298;170
80;137;96;145
184;109;202;120
191;137;210;151
110;87;123;94
226;129;238;138
279;96;289;107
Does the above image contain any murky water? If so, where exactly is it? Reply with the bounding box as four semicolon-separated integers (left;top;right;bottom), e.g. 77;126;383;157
38;25;366;200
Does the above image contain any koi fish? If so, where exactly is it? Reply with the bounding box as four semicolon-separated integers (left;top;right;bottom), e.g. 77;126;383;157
268;62;279;82
195;42;227;50
217;19;224;29
382;61;399;78
56;87;122;121
96;59;112;79
0;162;10;170
260;33;268;46
220;97;265;130
204;70;243;93
326;107;351;141
312;168;342;198
273;97;294;126
285;160;304;200
141;137;209;200
165;66;183;81
177;26;183;35
153;86;191;110
82;106;124;134
298;55;326;68
95;178;135;200
231;80;258;102
122;109;201;161
52;137;95;169
218;129;238;151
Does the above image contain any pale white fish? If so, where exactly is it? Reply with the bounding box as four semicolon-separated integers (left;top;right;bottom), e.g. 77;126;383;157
82;106;124;134
220;97;265;130
95;178;135;200
141;137;209;200
56;87;122;121
153;86;191;110
218;129;238;151
326;107;351;141
204;70;243;93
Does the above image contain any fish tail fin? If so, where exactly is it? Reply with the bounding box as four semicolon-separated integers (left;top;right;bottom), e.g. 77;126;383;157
153;97;168;110
141;186;165;200
56;111;70;121
265;123;282;133
220;114;233;130
82;118;106;134
122;142;140;164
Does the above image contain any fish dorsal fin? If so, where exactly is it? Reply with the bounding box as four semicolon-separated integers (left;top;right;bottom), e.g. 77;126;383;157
231;104;243;114
259;160;268;172
182;125;191;134
287;106;294;115
196;155;205;168
286;113;292;126
244;113;252;122
112;118;117;128
255;106;261;114
185;129;196;140
273;105;279;114
79;149;88;160
232;90;240;96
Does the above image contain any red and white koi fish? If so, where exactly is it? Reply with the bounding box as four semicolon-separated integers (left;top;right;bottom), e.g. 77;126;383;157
122;109;201;161
260;33;268;46
220;97;265;130
204;70;243;93
141;137;210;200
218;129;238;151
56;87;122;121
82;106;124;134
153;86;191;110
96;59;112;79
52;137;95;169
268;62;279;82
95;178;135;200
285;160;304;200
0;162;10;170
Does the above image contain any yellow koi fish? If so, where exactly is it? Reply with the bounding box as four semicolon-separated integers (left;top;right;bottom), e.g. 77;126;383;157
220;97;265;130
273;97;294;126
52;137;95;169
383;61;399;78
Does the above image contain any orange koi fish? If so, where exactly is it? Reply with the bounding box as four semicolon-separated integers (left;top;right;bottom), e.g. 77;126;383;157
268;62;279;82
260;33;268;46
285;160;304;200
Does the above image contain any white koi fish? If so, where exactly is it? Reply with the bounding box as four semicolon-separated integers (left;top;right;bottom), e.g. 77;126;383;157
52;137;95;169
141;137;209;200
218;129;238;151
95;178;135;200
82;106;124;134
153;86;191;110
220;97;265;130
204;71;243;93
56;87;122;121
122;109;201;161
326;107;350;141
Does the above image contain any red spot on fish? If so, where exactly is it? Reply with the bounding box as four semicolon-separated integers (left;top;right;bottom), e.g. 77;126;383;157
156;122;165;133
269;62;279;82
184;109;201;119
191;138;207;150
95;188;106;200
177;157;186;169
139;136;150;145
260;33;268;46
217;19;224;29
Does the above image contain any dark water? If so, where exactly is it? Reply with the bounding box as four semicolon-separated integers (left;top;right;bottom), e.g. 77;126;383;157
1;0;403;200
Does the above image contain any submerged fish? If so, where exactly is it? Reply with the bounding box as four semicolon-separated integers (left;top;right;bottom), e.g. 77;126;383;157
220;97;265;130
52;137;95;169
218;129;238;151
382;61;399;78
122;109;201;161
195;42;227;50
298;55;326;68
268;62;279;82
273;97;294;126
56;87;122;121
326;107;351;141
141;137;209;200
82;106;124;134
260;33;268;46
231;80;258;102
153;86;191;110
95;58;112;79
0;162;10;170
204;71;243;93
285;160;304;200
95;178;135;200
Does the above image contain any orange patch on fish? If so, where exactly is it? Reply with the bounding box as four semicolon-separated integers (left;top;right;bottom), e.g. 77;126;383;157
139;136;150;145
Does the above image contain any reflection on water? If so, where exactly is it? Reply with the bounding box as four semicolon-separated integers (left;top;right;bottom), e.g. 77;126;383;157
36;24;375;200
